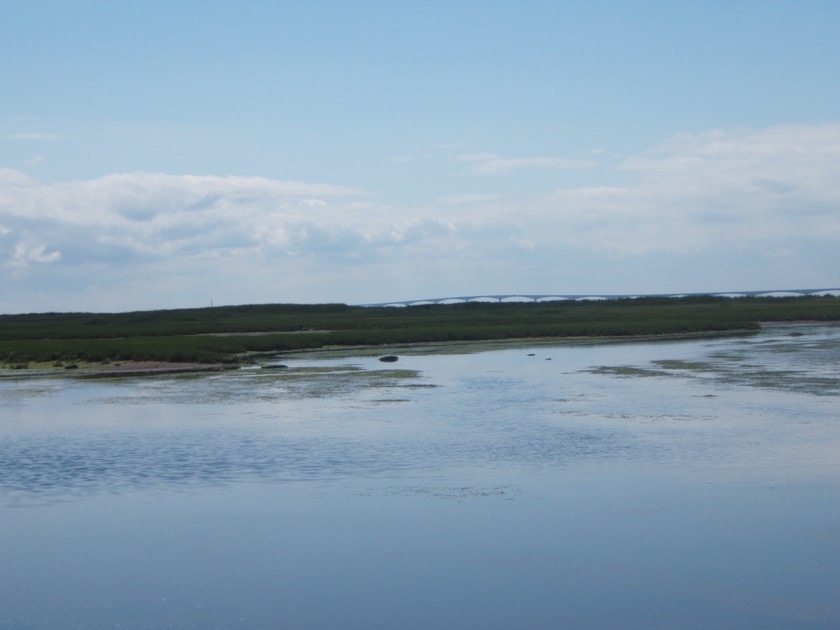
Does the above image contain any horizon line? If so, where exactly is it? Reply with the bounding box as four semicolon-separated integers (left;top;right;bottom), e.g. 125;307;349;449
360;287;840;307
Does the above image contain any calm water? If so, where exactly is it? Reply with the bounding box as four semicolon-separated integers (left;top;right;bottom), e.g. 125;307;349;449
1;323;839;629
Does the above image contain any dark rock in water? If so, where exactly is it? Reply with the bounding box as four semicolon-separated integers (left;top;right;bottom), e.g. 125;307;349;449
263;364;288;369
379;355;399;363
527;353;535;356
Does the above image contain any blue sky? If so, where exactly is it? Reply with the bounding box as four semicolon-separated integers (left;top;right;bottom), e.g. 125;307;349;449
2;1;839;312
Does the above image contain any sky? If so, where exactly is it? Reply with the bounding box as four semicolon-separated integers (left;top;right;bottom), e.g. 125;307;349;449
2;0;839;313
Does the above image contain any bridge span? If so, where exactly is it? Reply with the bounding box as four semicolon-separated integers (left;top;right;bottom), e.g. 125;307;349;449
362;288;840;307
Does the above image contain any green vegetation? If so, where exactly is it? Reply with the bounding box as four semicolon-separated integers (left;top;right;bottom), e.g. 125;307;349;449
1;295;838;366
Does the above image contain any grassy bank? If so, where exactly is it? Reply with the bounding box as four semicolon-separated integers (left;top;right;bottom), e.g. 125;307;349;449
1;295;838;367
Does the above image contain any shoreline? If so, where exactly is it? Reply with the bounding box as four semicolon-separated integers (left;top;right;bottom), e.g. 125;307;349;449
79;361;236;378
0;328;762;379
3;296;837;373
0;361;234;380
6;321;837;379
256;328;761;361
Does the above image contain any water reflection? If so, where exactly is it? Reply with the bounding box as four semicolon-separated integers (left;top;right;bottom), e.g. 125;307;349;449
2;323;839;505
0;418;623;504
2;323;840;628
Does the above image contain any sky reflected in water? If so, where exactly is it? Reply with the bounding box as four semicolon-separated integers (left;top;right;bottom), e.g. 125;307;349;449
1;324;839;628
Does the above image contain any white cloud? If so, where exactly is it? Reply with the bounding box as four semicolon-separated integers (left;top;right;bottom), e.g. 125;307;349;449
534;123;840;254
0;168;37;187
297;198;329;207
437;194;498;205
11;243;62;267
0;172;367;258
1;123;838;310
459;152;597;175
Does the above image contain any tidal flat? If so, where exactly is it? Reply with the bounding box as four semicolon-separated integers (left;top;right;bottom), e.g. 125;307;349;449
1;323;839;628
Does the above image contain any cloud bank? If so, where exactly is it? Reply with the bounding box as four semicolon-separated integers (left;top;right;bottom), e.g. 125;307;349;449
1;124;838;311
539;124;840;254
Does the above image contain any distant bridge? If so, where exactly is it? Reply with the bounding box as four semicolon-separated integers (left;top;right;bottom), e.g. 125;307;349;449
362;288;840;307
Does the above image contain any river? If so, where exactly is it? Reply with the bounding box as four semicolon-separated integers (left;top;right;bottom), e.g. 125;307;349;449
1;323;839;628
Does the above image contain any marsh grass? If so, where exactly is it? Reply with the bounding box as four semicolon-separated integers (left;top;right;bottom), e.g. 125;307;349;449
715;368;840;395
1;295;837;366
652;360;716;371
591;331;840;396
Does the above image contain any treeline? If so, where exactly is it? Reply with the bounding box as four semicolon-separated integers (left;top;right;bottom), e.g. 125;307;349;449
1;295;838;365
